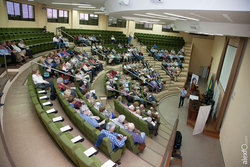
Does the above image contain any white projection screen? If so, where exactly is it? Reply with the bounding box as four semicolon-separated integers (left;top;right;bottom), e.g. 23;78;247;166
219;45;237;91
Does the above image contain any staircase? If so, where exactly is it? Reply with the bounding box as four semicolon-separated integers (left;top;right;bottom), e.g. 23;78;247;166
131;38;192;100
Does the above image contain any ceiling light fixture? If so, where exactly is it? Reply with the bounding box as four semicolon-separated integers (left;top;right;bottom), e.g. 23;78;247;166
164;13;199;21
222;14;234;22
78;6;96;8
134;13;176;20
51;2;91;6
189;13;214;21
94;12;105;14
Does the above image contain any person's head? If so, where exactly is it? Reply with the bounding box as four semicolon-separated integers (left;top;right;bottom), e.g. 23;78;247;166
117;115;125;123
134;102;139;107
106;122;115;132
183;87;186;91
147;110;152;116
130;106;135;112
85;93;91;99
44;26;46;29
64;89;71;97
68;96;75;103
6;40;11;46
81;88;88;95
61;86;66;92
80;105;89;114
57;77;63;84
11;41;15;45
99;105;106;113
89;98;96;105
122;100;128;105
79;80;85;88
140;104;144;109
136;109;141;115
32;69;39;75
147;117;152;123
128;123;135;131
18;39;23;44
117;96;122;102
192;77;197;84
42;55;46;59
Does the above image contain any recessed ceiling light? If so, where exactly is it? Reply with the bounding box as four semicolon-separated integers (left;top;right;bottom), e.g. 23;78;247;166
51;2;91;6
94;12;104;14
222;14;233;22
78;6;96;8
28;0;34;1
189;13;214;21
164;13;199;21
134;13;176;20
214;33;224;36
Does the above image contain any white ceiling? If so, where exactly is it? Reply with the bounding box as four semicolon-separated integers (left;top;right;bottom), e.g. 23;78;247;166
31;0;250;37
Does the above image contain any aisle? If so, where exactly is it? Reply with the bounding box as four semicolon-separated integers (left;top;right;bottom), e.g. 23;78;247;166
158;94;224;167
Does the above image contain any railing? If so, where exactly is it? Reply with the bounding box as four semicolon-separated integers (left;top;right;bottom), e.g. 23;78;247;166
131;32;172;87
0;51;9;78
79;42;108;70
121;66;154;92
160;115;179;167
56;28;75;46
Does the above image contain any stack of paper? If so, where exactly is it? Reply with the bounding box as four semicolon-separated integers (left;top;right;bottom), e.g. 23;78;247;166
101;160;116;167
43;102;52;106
71;135;84;143
52;116;63;122
39;96;49;100
60;125;72;132
90;90;95;94
38;90;46;94
46;108;57;114
84;147;98;157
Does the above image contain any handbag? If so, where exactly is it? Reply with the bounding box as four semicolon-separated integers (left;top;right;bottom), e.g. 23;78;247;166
138;142;146;151
35;83;46;89
44;71;50;78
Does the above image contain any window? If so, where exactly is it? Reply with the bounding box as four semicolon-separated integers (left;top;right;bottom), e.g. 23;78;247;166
135;22;153;30
47;8;69;23
162;25;179;33
79;13;98;26
108;16;126;28
6;1;34;21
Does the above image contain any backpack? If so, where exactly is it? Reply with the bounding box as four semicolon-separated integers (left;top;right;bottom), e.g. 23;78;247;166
50;94;57;100
174;131;182;149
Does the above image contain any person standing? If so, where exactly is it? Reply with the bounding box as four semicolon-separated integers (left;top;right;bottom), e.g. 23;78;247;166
128;35;132;45
179;87;187;108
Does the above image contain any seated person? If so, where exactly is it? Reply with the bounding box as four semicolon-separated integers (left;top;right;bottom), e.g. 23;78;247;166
32;69;56;98
118;43;123;49
112;115;127;129
125;123;145;143
81;88;97;100
53;35;63;48
101;122;127;150
111;35;116;44
99;105;116;119
18;39;33;58
57;77;76;97
75;70;89;85
146;117;159;136
43;26;47;33
79;105;106;129
59;35;69;48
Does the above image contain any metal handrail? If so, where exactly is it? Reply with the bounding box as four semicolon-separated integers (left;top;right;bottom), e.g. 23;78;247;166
121;66;154;89
57;28;75;46
0;51;9;78
131;32;172;77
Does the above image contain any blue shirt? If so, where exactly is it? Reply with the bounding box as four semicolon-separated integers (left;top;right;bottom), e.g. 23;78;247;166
153;45;158;49
83;52;89;57
128;36;132;40
79;113;99;128
78;36;83;40
0;48;9;56
180;90;187;97
125;129;144;144
101;129;126;150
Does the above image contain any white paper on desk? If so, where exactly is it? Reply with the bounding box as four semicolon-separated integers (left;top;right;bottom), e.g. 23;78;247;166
84;147;97;157
46;108;56;114
71;135;83;143
38;90;46;94
60;125;71;132
189;95;199;101
70;87;76;90
124;84;128;87
43;102;52;106
39;95;48;100
90;90;95;94
53;116;63;122
101;160;116;167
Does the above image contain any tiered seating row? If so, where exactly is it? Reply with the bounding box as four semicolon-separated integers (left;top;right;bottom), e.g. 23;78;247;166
27;73;104;167
134;32;185;51
62;29;128;44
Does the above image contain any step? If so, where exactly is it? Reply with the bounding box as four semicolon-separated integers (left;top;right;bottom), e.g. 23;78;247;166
155;89;180;101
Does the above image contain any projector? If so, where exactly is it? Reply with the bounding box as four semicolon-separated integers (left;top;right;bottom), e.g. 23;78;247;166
150;0;164;2
118;0;129;6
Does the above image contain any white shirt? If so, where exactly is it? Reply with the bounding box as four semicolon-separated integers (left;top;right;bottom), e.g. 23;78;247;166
83;65;90;71
65;62;72;69
98;45;102;50
11;45;21;52
32;74;47;84
53;37;59;42
18;43;26;49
